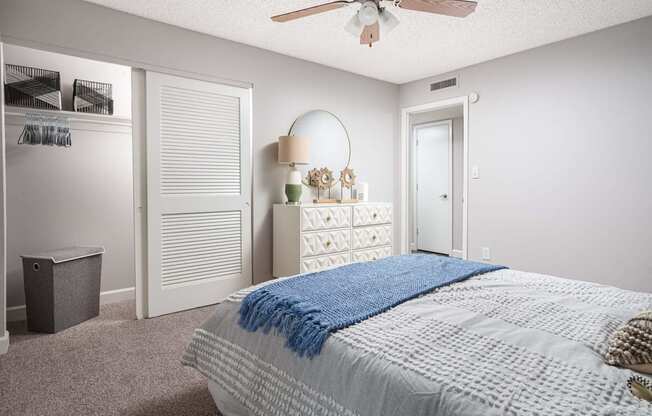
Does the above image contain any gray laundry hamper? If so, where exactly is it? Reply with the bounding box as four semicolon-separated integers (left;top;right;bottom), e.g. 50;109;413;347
21;246;105;333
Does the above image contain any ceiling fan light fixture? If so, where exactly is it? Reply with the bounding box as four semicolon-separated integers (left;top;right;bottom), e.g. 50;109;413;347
379;8;399;34
344;12;364;37
358;1;379;26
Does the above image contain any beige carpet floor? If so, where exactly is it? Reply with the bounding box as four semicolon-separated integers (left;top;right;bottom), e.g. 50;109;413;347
0;301;219;416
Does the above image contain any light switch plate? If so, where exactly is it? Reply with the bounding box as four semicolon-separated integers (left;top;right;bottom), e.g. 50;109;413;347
481;247;491;260
472;166;480;179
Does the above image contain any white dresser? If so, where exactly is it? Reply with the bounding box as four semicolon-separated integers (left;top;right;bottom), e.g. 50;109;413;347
273;203;393;277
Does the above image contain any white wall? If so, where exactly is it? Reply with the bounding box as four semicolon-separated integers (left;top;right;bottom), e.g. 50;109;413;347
409;108;464;253
3;45;133;308
0;0;399;286
400;16;652;292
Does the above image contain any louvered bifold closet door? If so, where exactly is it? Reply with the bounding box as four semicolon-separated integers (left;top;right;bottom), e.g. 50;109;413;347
146;72;251;317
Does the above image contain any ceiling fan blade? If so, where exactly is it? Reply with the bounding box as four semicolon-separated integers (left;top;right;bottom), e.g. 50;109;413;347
271;1;354;22
397;0;477;18
360;22;380;46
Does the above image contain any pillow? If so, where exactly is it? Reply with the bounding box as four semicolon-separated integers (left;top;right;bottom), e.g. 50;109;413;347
628;376;652;402
605;310;652;374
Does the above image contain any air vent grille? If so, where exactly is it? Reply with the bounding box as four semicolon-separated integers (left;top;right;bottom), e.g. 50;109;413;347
430;77;457;92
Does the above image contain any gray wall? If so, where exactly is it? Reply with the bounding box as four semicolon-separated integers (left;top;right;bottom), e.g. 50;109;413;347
400;16;652;292
409;108;464;253
0;0;399;289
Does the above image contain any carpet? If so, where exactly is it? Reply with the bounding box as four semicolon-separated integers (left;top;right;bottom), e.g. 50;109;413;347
0;301;220;416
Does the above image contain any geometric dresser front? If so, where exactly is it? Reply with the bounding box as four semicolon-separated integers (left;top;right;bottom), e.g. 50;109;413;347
273;202;393;277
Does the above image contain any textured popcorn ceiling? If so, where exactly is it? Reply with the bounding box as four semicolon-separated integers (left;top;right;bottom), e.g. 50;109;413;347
82;0;652;84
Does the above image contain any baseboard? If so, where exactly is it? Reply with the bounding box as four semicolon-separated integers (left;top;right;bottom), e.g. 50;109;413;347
0;331;8;355
6;286;135;322
450;249;464;259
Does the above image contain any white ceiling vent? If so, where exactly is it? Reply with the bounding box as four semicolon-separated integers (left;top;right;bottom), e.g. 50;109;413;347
430;77;458;92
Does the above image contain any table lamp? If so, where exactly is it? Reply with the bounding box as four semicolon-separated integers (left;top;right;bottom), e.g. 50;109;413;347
278;135;310;204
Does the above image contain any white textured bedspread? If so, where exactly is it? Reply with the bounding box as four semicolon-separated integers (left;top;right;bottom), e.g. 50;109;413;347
183;269;652;416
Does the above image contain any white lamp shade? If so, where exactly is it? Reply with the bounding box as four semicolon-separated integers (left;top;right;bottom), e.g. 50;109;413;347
278;135;310;165
345;13;363;37
346;7;399;37
358;1;379;26
379;9;399;34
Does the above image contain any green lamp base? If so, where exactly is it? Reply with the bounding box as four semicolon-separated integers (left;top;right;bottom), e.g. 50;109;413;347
285;184;302;204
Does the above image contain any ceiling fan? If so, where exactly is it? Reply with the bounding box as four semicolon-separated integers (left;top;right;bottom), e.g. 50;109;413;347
271;0;478;47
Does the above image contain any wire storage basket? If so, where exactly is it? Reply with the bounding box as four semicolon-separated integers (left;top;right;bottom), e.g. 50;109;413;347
4;64;62;110
73;79;114;115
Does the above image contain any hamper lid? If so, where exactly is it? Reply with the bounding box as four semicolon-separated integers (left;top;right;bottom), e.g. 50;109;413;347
21;246;105;263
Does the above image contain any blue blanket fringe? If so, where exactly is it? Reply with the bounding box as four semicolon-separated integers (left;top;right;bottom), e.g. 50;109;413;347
239;254;505;358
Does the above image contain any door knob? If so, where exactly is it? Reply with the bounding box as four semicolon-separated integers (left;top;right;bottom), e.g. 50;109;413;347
440;194;448;199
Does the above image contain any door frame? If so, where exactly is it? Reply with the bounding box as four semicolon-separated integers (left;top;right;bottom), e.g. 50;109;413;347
400;95;469;259
0;40;9;354
413;120;453;255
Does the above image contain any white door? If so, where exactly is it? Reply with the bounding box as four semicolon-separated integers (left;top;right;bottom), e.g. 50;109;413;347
145;72;252;317
415;121;452;254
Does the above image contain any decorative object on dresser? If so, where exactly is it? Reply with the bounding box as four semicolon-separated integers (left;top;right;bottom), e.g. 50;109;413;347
278;135;310;204
338;167;358;203
305;166;337;203
356;181;369;202
4;64;62;110
287;109;351;203
73;79;114;115
273;202;393;277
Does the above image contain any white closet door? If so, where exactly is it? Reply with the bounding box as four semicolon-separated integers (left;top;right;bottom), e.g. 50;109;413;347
145;72;251;317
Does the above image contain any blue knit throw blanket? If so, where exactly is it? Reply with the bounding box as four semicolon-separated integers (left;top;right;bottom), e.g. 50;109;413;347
239;254;506;358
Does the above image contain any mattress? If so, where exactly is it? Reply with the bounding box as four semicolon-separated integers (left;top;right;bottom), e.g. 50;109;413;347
184;268;652;416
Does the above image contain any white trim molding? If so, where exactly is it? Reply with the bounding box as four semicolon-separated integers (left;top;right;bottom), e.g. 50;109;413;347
0;330;8;355
6;286;135;322
400;96;469;260
450;249;464;259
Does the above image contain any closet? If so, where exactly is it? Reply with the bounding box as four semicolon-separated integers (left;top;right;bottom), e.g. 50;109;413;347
0;42;253;334
1;44;135;325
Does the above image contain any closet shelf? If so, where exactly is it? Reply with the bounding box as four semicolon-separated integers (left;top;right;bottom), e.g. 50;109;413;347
4;106;132;127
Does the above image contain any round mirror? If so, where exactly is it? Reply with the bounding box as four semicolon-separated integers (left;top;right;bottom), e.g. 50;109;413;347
289;110;351;175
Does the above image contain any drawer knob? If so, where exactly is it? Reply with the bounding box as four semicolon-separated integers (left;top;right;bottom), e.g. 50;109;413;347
326;216;332;222
373;212;378;219
326;241;332;247
372;257;377;261
372;235;377;240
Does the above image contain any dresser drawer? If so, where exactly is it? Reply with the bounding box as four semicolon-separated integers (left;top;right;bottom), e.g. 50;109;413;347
352;246;392;263
352;225;392;250
353;204;392;227
301;252;350;273
302;206;351;231
301;229;351;257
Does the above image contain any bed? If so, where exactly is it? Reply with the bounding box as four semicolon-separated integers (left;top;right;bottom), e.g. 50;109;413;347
183;261;652;416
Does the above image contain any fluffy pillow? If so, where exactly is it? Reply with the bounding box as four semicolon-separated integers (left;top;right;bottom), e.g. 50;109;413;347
605;310;652;374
